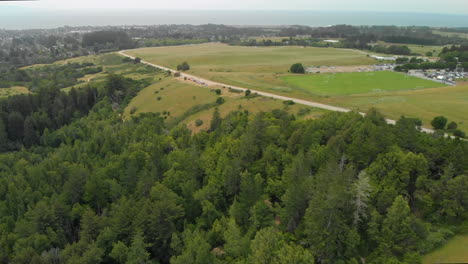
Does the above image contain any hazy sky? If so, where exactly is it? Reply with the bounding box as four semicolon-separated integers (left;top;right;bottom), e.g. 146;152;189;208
2;0;467;14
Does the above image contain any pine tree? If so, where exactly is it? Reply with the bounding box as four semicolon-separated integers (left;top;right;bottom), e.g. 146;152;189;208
126;230;151;264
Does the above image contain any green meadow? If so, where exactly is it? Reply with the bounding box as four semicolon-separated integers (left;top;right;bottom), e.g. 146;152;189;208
125;43;376;90
325;84;468;131
124;44;467;132
281;71;446;96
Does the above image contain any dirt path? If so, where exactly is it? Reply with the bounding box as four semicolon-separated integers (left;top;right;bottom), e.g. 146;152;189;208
118;50;439;135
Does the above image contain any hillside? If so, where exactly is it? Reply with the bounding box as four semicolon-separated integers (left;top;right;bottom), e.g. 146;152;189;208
0;98;467;262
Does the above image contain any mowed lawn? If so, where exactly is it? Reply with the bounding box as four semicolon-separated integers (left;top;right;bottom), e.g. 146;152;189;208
325;84;468;131
124;43;376;90
423;234;468;264
281;71;446;96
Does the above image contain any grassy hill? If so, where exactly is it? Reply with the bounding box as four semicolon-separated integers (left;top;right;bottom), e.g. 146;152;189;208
124;77;326;131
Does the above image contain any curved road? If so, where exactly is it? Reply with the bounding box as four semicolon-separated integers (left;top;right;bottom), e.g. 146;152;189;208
118;50;437;135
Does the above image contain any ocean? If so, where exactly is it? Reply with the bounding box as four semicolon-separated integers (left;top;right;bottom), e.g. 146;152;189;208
0;9;467;29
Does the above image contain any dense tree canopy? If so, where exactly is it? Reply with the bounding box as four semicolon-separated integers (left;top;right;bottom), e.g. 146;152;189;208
0;82;467;263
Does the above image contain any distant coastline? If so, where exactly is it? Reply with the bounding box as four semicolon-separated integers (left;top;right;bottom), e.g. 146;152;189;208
0;9;467;29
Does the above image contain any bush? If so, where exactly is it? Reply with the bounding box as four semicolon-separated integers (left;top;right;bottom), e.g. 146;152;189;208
195;119;204;127
215;89;222;95
157;97;162;101
453;129;466;138
130;107;137;115
177;62;190;71
447;121;458;131
216;97;225;105
245;89;251;97
290;63;305;74
228;88;243;94
174;72;181;77
298;108;311;116
122;57;133;63
283;100;295;106
134;57;141;63
431;116;448;130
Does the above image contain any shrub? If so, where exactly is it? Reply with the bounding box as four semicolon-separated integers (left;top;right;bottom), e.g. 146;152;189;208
453;129;466;138
447;121;458;131
298;108;311;116
177;62;190;71
290;63;305;74
228;88;243;94
216;97;225;105
157;97;162;101
130;107;137;115
283;100;295;106
431;116;448;130
215;89;221;95
195;119;204;127
245;89;251;97
174;72;181;77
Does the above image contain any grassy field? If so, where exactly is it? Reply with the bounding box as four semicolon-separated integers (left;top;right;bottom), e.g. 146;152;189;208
324;84;468;131
0;86;30;97
369;42;448;56
433;30;468;39
124;76;326;131
123;77;219;119
405;44;447;56
281;71;445;96
423;234;468;264
125;43;376;90
124;44;467;132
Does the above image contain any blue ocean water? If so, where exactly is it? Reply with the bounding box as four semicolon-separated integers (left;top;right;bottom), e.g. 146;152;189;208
0;8;467;29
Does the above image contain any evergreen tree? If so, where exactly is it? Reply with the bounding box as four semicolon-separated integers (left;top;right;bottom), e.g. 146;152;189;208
126;230;151;264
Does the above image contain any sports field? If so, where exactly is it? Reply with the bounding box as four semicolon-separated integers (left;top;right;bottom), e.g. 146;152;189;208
125;43;376;90
281;71;446;96
325;84;468;131
423;234;468;264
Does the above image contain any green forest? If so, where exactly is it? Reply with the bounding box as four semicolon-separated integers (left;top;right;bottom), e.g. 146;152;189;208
0;73;467;263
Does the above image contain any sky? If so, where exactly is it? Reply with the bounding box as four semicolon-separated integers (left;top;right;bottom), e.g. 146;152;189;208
1;0;467;14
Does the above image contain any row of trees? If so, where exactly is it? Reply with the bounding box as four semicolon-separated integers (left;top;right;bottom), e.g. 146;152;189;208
394;45;468;72
371;44;412;55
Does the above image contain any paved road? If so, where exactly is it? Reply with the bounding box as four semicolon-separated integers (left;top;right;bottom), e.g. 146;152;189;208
118;50;437;135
